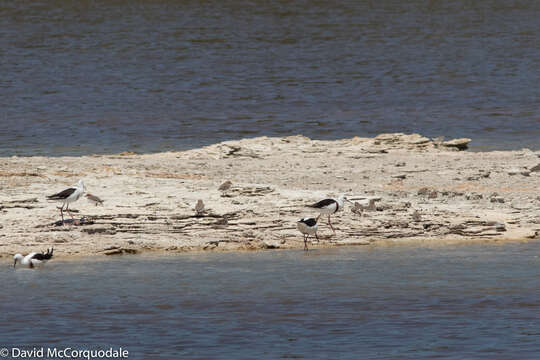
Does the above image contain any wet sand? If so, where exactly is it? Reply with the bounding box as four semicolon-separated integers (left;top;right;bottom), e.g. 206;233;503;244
1;133;539;258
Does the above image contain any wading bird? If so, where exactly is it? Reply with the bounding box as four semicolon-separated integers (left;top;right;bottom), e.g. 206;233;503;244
47;180;86;224
13;248;54;269
308;194;351;234
297;217;319;251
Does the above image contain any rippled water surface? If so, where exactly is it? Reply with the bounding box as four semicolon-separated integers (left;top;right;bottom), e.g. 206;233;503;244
2;243;540;359
1;1;539;155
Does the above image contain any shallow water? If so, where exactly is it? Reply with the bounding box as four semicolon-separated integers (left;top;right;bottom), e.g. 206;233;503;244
2;242;540;359
1;0;539;156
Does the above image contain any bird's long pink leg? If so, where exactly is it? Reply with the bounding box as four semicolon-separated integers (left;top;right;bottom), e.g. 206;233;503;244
328;215;335;234
66;203;75;222
60;203;65;225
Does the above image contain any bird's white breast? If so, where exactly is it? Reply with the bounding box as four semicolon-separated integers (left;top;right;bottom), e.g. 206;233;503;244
297;222;317;235
318;202;338;214
67;187;83;203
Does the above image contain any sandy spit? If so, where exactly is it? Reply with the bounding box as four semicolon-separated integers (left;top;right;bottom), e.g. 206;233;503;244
1;133;539;259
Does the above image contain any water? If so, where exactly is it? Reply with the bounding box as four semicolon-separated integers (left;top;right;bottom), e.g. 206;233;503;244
2;242;540;359
1;1;539;156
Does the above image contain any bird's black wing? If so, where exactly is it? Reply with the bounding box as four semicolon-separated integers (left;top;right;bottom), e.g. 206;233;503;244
303;218;317;227
47;188;76;200
309;198;336;209
31;248;54;261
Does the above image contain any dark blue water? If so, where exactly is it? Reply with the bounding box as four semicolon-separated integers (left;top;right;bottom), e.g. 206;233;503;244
1;0;539;156
2;243;540;359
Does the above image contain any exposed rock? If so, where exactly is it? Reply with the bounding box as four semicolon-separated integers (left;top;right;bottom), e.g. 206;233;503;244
1;133;539;257
81;225;117;235
530;163;540;172
220;145;261;158
507;168;529;176
103;248;123;255
203;241;219;250
448;221;506;236
466;193;483;201
511;201;531;210
221;186;274;197
442;138;471;150
407;134;431;145
100;246;138;255
375;133;430;146
263;240;281;249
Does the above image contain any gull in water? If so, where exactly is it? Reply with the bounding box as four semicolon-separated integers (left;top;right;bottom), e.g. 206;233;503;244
297;217;319;251
308;194;351;234
13;248;54;269
47;179;86;224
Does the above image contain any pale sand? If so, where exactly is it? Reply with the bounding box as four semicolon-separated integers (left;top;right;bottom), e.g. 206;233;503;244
1;133;539;258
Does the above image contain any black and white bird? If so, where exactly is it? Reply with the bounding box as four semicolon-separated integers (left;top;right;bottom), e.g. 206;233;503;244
297;217;319;251
46;179;86;224
308;194;351;234
86;193;104;206
13;248;54;269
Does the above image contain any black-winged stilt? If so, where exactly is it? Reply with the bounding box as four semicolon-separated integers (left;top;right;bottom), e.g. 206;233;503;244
47;179;86;224
308;194;351;234
297;217;319;251
13;248;54;268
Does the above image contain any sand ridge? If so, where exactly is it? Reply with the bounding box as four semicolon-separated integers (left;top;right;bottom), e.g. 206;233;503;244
1;133;539;258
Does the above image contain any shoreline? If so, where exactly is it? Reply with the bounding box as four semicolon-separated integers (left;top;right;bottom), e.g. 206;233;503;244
1;133;539;259
2;236;538;265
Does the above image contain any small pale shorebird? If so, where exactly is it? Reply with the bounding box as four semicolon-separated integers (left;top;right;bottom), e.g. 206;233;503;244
218;180;232;191
47;179;86;224
86;193;104;206
297;217;319;251
195;199;205;215
308;194;351;234
13;248;54;268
